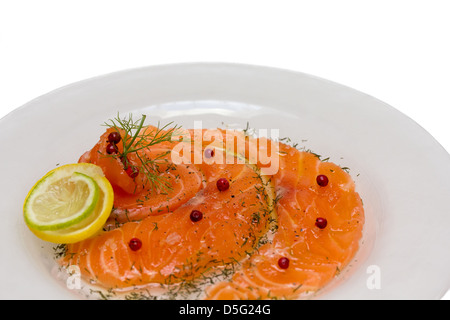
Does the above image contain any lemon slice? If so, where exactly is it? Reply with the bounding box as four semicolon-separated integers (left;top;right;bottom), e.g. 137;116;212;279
24;163;114;244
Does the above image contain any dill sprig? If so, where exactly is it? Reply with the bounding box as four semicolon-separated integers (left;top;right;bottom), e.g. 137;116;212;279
103;113;181;193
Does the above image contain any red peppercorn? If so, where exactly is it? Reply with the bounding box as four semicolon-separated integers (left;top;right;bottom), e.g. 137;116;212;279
216;178;230;191
204;148;215;159
315;217;328;229
190;210;203;222
108;131;122;144
316;174;329;187
278;257;290;269
129;238;142;251
125;165;139;178
106;143;118;154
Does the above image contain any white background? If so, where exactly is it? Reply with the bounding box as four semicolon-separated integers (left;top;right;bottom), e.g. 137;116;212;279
1;0;449;300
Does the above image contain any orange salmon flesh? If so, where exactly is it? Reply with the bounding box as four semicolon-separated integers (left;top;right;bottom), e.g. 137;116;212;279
61;127;364;299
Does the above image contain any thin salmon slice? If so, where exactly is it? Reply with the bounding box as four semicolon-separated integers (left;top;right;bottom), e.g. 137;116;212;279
206;144;364;299
79;128;204;223
63;146;275;288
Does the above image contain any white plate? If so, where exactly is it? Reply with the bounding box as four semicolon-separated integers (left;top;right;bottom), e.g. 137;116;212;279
1;63;449;300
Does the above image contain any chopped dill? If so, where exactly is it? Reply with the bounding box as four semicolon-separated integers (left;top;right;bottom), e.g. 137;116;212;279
124;290;158;300
293;283;303;292
90;288;115;300
53;244;67;259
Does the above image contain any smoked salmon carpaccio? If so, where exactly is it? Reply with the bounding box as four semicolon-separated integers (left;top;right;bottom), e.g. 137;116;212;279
61;125;364;299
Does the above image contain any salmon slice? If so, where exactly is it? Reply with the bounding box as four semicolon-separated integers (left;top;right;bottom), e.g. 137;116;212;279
63;124;363;299
79;128;204;223
63;146;275;289
205;144;364;299
80;127;263;223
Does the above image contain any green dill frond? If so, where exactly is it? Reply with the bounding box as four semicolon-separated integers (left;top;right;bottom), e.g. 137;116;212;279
103;113;182;193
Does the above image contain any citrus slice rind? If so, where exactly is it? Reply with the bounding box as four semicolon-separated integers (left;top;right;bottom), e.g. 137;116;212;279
30;174;114;244
23;163;114;244
24;171;100;231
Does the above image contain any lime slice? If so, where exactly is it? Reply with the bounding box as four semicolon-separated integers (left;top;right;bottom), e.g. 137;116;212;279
24;163;114;243
30;173;114;244
24;170;100;231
